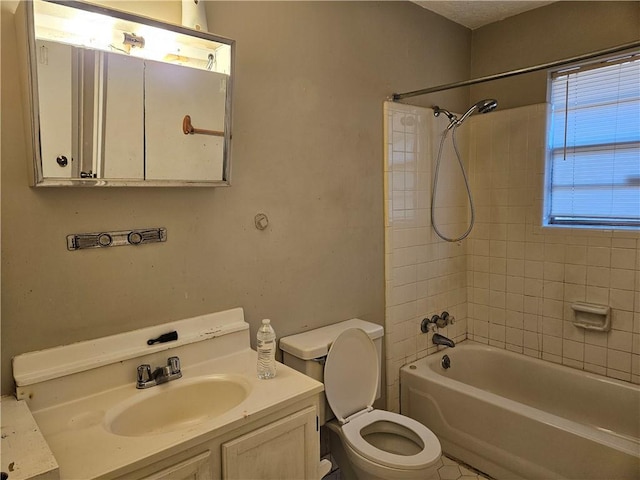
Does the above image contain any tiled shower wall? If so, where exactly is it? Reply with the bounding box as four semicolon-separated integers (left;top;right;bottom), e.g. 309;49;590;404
466;104;640;385
383;102;469;412
384;101;640;411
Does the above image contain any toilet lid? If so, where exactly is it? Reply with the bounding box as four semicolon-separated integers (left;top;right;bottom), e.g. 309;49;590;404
341;409;441;470
324;328;378;423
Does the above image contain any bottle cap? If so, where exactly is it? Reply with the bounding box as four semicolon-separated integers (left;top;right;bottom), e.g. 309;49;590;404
262;319;270;325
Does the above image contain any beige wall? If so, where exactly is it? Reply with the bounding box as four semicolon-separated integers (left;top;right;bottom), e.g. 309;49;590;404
0;1;470;395
470;1;640;109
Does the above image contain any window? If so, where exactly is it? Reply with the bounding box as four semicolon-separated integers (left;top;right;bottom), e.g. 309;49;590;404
545;53;640;228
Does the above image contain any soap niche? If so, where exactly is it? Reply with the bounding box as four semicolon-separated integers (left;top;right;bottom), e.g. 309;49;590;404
571;302;611;332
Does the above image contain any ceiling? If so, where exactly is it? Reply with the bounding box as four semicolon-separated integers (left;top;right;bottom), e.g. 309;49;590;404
414;1;555;29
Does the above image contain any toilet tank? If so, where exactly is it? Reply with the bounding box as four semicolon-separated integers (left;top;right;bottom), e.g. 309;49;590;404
280;319;384;425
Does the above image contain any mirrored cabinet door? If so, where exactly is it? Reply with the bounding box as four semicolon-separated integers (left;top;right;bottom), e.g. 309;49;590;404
101;52;145;180
36;39;76;179
145;59;227;182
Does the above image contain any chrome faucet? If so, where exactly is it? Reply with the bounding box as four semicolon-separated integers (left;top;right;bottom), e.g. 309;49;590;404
432;333;455;348
137;356;182;389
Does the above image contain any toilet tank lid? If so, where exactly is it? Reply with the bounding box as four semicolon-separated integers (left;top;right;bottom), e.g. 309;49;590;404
279;319;383;360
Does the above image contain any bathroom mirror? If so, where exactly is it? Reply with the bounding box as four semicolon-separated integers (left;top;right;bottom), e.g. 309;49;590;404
16;0;234;187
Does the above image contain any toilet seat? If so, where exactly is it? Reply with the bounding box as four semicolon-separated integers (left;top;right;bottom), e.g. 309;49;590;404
324;328;441;471
341;409;441;470
324;327;379;423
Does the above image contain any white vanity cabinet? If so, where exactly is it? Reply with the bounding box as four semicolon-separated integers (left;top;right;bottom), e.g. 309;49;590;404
138;452;212;480
113;403;320;480
222;406;318;479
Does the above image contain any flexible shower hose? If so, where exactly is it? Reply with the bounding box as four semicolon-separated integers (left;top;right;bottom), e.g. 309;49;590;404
431;123;475;242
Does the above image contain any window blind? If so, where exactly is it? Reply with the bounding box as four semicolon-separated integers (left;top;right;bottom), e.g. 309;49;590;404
547;54;640;227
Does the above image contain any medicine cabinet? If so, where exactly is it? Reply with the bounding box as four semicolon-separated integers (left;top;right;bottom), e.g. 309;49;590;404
16;0;234;187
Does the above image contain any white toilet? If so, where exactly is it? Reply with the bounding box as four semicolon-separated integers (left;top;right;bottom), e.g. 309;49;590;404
280;320;441;480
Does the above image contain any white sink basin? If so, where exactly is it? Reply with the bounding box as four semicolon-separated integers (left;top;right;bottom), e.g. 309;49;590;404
104;375;251;436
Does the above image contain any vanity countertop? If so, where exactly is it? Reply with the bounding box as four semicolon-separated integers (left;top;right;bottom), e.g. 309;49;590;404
28;348;322;479
0;396;59;480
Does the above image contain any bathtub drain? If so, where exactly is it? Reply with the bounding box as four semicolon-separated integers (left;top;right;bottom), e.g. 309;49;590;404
441;354;451;369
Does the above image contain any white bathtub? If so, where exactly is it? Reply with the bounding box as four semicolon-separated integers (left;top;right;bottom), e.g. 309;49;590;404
400;341;640;480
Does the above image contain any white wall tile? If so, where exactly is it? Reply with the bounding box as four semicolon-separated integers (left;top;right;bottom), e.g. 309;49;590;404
610;269;636;291
610;289;635;311
464;104;639;385
384;102;469;411
614;310;634;333
565;246;587;265
607;349;632;373
586;266;610;288
608;329;633;352
586;247;611;267
585;286;610;305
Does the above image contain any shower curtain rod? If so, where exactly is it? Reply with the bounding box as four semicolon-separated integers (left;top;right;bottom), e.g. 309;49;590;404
391;40;640;101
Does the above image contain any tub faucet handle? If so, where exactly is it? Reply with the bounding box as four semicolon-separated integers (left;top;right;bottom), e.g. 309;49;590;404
421;317;436;333
421;314;447;332
434;313;448;329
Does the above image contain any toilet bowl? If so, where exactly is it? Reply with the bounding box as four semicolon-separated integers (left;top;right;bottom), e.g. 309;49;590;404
321;327;441;480
326;409;441;480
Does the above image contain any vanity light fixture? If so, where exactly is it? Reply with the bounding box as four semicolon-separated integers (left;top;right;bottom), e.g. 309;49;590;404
32;1;221;70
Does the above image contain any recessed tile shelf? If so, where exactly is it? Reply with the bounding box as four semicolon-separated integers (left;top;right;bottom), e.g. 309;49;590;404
571;302;611;332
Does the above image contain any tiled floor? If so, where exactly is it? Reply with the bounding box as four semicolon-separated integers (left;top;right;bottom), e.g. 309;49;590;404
435;455;491;480
322;454;491;480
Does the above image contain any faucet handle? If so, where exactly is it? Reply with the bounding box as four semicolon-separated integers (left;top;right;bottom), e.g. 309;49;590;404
168;356;181;374
137;364;152;384
420;315;443;333
420;317;434;333
421;312;455;332
434;313;448;329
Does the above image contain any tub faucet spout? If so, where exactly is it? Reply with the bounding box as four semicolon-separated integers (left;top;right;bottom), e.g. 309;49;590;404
433;333;455;348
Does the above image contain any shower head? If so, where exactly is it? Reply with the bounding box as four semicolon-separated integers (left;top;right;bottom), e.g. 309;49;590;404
457;99;498;125
434;99;498;129
477;98;498;113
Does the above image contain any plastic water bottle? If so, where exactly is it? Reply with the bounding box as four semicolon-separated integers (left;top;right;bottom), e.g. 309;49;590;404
257;319;277;379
